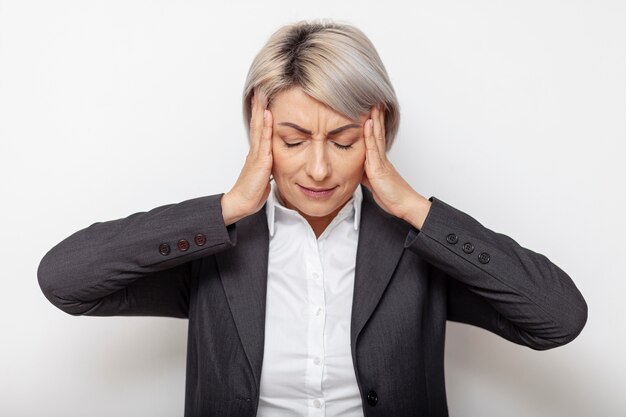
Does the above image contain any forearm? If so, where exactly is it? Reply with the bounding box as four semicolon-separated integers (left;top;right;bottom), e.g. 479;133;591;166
38;193;237;315
404;197;587;349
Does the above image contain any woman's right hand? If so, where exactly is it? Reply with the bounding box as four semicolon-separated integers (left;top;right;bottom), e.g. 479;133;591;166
221;90;274;226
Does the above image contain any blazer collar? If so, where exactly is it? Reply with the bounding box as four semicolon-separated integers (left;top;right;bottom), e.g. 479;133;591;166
216;185;411;392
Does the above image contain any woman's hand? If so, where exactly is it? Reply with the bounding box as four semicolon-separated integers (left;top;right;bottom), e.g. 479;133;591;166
221;90;274;226
361;105;432;230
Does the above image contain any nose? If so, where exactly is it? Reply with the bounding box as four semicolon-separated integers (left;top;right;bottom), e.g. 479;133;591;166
304;141;331;182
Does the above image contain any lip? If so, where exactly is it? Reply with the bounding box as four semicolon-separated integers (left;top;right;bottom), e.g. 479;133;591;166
298;184;338;198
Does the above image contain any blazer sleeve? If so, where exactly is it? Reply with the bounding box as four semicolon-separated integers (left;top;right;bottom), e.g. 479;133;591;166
37;193;237;318
403;197;587;350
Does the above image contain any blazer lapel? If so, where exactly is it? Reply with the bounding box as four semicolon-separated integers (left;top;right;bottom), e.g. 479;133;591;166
216;209;269;389
216;187;411;389
350;187;412;347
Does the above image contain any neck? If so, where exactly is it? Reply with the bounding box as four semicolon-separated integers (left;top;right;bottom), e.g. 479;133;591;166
301;210;340;239
279;193;349;239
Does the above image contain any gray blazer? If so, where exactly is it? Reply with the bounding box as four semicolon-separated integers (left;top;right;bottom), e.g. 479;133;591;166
38;187;587;417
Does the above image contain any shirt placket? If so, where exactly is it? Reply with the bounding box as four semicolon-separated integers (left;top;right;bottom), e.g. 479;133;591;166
304;225;326;415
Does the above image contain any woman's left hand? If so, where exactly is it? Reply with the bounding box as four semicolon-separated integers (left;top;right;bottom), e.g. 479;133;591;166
361;105;432;230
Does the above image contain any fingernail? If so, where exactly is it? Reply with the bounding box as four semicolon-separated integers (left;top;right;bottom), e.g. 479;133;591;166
264;109;268;120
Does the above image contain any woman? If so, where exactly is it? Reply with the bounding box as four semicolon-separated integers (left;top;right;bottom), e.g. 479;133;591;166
38;20;587;417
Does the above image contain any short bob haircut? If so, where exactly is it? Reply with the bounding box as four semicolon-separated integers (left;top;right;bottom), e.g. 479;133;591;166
242;20;400;152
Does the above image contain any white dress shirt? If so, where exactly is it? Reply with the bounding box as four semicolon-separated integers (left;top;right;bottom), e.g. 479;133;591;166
257;180;365;417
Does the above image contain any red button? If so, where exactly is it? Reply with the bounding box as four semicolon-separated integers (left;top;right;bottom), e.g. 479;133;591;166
194;233;207;246
177;239;190;252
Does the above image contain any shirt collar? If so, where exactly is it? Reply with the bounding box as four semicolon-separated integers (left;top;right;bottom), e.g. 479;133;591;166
265;180;363;238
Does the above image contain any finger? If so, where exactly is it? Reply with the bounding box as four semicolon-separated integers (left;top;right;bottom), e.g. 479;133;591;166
372;105;387;158
364;117;383;170
249;91;261;153
249;89;268;153
258;107;273;158
379;104;386;144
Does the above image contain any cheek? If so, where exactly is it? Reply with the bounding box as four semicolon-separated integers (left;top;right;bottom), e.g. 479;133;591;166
271;138;298;176
333;150;366;181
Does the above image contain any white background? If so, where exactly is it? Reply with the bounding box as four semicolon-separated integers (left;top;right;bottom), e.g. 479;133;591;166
1;0;624;416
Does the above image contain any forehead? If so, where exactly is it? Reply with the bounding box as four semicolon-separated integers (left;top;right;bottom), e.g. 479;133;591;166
270;86;357;124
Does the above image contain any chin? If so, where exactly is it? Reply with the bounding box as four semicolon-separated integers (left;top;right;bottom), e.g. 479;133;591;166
295;203;339;218
277;182;353;218
293;192;353;219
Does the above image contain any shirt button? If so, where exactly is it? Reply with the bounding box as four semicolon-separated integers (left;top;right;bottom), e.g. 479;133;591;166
313;399;322;408
311;272;320;280
316;307;323;316
313;357;321;365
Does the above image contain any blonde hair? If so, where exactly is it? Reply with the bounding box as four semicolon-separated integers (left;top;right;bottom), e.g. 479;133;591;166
242;20;400;151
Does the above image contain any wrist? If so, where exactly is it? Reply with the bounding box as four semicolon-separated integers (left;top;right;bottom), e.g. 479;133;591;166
221;192;245;227
403;193;432;231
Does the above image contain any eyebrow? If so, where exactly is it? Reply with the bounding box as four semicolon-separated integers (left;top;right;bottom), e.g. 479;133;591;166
277;122;361;136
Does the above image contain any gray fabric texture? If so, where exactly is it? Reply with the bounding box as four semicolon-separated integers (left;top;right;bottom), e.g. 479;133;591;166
38;187;587;417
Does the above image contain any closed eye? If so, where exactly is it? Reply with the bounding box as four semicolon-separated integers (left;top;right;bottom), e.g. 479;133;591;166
333;143;352;150
282;141;353;150
283;142;302;148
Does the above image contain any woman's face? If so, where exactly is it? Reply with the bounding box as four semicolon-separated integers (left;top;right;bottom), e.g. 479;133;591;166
269;86;368;221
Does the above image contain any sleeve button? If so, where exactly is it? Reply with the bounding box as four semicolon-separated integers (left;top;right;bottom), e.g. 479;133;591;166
194;233;207;246
462;242;475;254
158;243;171;256
177;239;190;252
446;233;458;244
478;252;491;264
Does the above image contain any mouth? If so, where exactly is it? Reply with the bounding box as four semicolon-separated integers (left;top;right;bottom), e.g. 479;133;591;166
298;184;338;198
